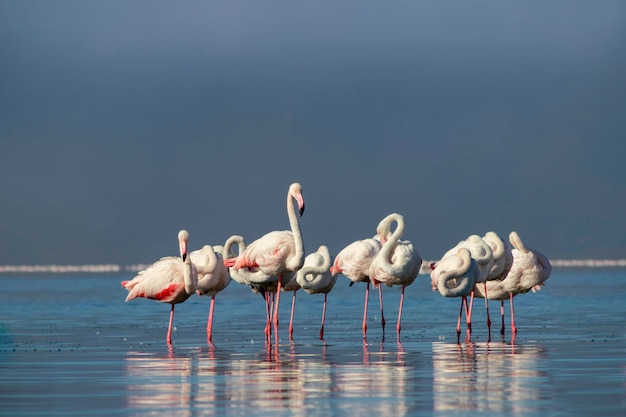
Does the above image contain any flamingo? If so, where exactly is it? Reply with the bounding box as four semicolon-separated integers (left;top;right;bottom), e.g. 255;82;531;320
222;235;282;340
121;230;198;344
369;213;422;338
473;231;552;340
441;234;493;338
190;244;231;342
430;247;480;343
295;245;336;339
330;235;381;339
225;182;306;337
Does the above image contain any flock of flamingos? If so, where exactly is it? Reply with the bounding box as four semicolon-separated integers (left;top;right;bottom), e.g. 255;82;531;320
121;182;552;345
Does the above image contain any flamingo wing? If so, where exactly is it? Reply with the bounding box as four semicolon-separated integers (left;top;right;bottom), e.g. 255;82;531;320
332;238;380;280
233;231;294;276
123;257;185;303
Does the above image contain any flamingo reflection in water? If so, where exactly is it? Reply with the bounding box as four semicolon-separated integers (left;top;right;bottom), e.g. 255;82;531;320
124;347;216;416
432;341;547;414
336;341;409;416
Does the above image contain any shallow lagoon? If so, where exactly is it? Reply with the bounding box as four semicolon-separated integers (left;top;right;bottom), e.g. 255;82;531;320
1;270;625;416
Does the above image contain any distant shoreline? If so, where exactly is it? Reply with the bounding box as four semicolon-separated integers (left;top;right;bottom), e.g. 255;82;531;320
1;259;626;274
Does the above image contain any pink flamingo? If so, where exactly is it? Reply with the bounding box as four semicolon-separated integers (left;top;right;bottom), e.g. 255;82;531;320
369;213;422;338
190;244;231;342
330;234;381;339
224;182;306;337
430;247;480;343
121;230;198;344
473;231;552;340
222;235;283;341
295;245;336;339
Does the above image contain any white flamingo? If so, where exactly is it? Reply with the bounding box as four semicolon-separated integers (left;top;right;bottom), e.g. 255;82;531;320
330;235;381;339
225;182;306;337
441;234;493;337
295;245;336;340
121;230;198;344
189;244;231;342
473;231;552;340
430;247;480;343
369;213;422;338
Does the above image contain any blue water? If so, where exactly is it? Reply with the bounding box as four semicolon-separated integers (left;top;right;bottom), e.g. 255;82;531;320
1;270;625;416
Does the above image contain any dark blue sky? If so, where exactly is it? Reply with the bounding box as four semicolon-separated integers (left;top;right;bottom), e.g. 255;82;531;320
1;1;625;265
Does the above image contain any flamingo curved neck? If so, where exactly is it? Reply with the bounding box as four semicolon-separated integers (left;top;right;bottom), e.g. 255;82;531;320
224;235;245;259
183;254;197;295
196;246;218;276
378;213;405;266
302;247;331;277
437;250;475;297
510;231;528;253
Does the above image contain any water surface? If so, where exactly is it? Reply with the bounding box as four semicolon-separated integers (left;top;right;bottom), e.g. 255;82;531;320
1;271;625;416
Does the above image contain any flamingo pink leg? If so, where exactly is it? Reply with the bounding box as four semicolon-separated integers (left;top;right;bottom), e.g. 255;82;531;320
378;284;386;335
320;293;327;340
465;290;474;340
510;292;517;337
206;294;216;342
273;275;283;331
396;285;406;336
288;290;297;340
456;296;466;344
166;304;175;344
500;300;506;340
362;281;370;339
264;291;272;341
484;282;491;342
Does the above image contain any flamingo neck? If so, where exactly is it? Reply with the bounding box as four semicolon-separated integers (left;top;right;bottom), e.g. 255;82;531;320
287;191;304;271
378;214;404;267
300;247;331;279
196;246;218;276
437;251;475;297
183;253;198;295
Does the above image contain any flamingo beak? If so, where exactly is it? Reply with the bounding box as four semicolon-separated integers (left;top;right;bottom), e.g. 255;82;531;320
180;240;188;262
296;193;305;217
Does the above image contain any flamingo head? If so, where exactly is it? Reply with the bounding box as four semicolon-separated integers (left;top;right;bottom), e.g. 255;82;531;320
178;229;190;262
289;182;305;216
